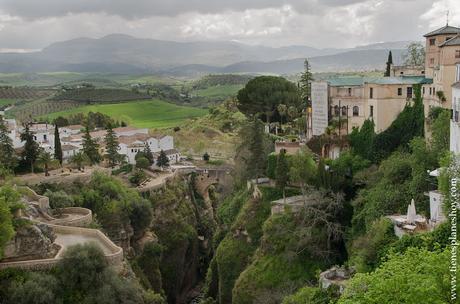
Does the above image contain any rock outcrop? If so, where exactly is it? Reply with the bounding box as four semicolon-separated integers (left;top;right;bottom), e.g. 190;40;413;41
3;223;59;262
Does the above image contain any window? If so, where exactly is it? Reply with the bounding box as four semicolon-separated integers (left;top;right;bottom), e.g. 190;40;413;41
341;106;347;116
423;87;425;95
429;38;435;46
370;105;374;117
334;105;339;116
400;72;404;75
407;87;413;98
430;58;435;64
433;88;436;95
456;50;460;59
348;88;352;96
369;87;374;99
398;88;402;96
43;134;47;141
353;106;359;117
429;87;432;95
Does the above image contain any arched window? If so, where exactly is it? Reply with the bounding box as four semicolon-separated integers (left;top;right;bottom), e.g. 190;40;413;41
353;106;359;117
334;105;339;116
341;106;347;116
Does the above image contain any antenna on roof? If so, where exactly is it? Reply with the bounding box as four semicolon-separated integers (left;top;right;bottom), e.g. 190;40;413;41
446;10;449;26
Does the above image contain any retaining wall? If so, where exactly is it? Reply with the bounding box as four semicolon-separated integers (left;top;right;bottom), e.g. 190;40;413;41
52;207;92;227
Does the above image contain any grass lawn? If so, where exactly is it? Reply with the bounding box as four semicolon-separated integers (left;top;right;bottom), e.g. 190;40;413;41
0;99;16;107
42;99;207;129
193;84;243;98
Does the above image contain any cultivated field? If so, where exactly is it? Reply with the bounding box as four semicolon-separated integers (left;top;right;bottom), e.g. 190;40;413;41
42;99;207;128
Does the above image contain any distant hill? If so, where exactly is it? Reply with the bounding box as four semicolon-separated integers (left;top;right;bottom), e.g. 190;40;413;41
0;34;410;75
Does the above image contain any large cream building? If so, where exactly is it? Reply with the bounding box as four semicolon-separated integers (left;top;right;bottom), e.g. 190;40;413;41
312;24;460;137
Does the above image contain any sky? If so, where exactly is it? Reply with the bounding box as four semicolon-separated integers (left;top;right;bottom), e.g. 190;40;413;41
0;0;459;52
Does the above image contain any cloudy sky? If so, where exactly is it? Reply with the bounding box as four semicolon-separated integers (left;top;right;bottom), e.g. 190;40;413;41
0;0;459;52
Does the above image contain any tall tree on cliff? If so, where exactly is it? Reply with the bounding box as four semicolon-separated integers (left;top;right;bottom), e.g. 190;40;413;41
82;125;101;164
54;124;63;165
299;59;314;104
104;123;121;167
20;124;40;173
275;149;289;201
384;51;393;77
0;117;16;170
247;118;267;180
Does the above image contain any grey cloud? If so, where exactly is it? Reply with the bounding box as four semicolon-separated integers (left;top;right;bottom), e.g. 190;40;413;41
0;0;365;19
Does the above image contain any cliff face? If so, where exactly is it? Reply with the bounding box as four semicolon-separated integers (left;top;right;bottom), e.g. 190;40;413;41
134;176;218;304
3;223;59;262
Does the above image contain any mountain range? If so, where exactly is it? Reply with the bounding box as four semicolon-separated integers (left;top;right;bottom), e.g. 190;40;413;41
0;34;411;76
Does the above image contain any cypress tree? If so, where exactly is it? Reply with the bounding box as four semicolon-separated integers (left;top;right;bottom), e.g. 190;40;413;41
0;117;16;170
54;124;63;165
20;124;40;173
247;118;266;180
299;59;314;103
82;125;101;164
104;123;121;167
384;51;393;77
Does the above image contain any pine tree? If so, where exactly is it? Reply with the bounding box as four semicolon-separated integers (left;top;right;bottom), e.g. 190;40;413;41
143;143;154;165
54;124;63;165
104;123;121;167
275;149;289;201
82;125;101;164
20;124;40;173
384;51;393;77
156;150;169;169
299;59;313;104
0;117;16;170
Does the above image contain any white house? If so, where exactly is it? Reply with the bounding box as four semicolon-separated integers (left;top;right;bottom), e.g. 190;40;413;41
62;144;81;161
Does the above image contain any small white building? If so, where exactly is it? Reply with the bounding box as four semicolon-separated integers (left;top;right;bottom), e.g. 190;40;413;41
62;144;81;161
60;125;83;137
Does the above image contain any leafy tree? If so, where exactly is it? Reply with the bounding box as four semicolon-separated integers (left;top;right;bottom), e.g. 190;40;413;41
129;169;147;186
237;76;301;123
104;123;121;167
402;42;425;66
71;151;90;171
299;59;313;103
384;50;393;77
277;104;287;128
136;156;150;169
349;119;376;160
156;150;169;169
0;117;16;170
203;152;210;162
430;109;450;158
10;273;60;304
37;150;53;176
54;124;63;165
289;150;317;198
20;124;40;173
0;196;14;259
82;125;101;164
287;105;298;122
339;248;454;304
275;149;289;200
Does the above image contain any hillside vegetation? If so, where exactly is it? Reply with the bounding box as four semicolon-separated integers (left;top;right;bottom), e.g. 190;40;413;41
51;87;151;103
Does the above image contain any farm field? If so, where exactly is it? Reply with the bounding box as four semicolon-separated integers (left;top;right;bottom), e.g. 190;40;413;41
0;99;15;107
42;99;207;128
192;84;243;98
